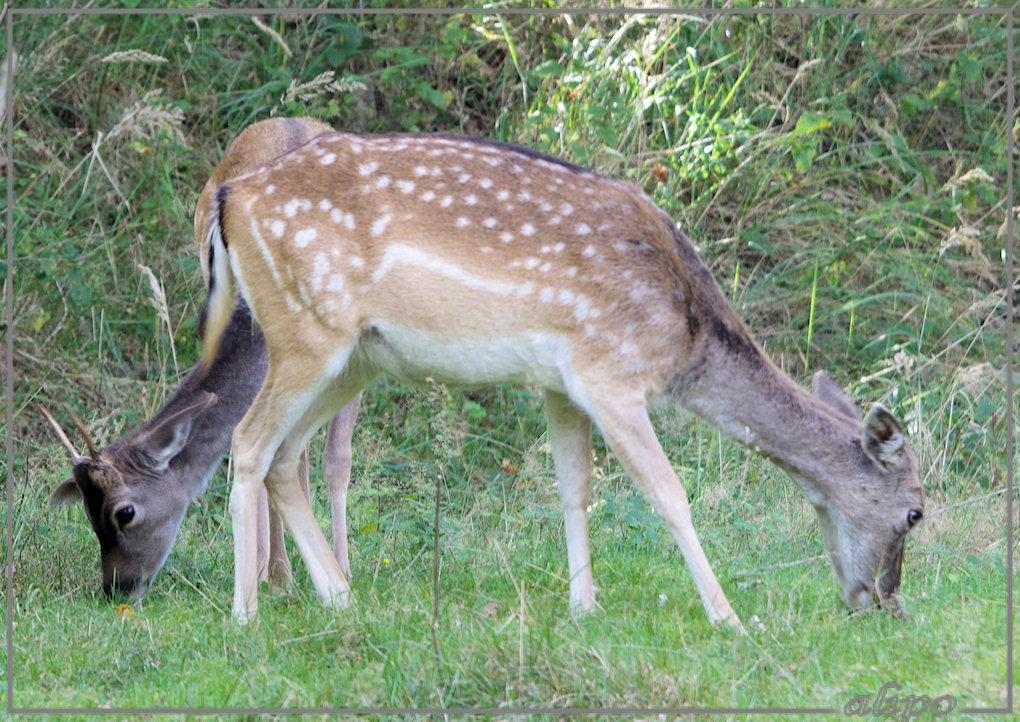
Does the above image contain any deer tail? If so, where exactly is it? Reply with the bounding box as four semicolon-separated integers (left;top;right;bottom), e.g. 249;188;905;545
197;185;236;379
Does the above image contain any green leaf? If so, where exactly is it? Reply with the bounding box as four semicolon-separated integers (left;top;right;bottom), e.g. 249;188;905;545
793;112;831;136
415;82;452;110
792;139;817;172
530;60;565;79
959;55;982;83
596;124;618;146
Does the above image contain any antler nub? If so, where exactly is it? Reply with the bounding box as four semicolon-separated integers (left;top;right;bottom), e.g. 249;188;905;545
68;408;100;461
39;404;89;464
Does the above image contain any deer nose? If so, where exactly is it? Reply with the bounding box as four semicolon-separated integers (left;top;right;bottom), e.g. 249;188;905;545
103;575;138;600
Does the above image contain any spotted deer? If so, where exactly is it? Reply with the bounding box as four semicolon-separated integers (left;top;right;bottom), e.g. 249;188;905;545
199;131;924;627
48;118;362;601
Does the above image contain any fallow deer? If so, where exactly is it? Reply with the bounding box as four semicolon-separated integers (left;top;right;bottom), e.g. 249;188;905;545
48;118;362;601
198;131;924;627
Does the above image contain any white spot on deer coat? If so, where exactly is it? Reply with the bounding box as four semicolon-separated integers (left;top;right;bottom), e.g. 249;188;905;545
358;161;379;175
575;223;591;235
371;214;392;237
376;175;391;189
521;223;535;236
311;253;329;292
319;199;332;212
294;227;318;248
271;220;285;239
321;153;337;166
482;217;498;228
397;180;415;194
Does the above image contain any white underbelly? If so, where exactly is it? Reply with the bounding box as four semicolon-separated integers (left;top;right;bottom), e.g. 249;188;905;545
358;321;572;391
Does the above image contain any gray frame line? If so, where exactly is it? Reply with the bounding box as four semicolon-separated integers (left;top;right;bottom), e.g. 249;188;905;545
4;4;1014;717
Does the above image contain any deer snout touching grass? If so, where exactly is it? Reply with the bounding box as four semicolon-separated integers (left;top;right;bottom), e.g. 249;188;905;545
198;130;923;626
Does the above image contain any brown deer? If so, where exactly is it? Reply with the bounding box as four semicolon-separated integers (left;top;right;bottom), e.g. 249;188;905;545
200;131;924;627
47;118;362;601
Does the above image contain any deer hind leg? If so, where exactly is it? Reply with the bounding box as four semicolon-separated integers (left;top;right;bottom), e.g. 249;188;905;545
322;391;362;579
587;392;742;630
544;390;596;613
255;486;275;584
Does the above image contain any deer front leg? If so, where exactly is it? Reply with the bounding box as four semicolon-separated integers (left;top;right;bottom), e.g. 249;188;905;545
545;390;596;613
228;457;267;624
323;391;362;579
590;392;742;630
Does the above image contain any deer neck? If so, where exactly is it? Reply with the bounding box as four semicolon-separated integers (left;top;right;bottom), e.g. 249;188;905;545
117;304;267;499
677;335;856;504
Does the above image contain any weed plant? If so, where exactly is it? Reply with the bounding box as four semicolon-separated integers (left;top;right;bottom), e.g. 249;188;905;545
4;4;1014;714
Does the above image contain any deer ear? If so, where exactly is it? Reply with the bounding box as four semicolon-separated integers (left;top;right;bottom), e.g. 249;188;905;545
812;370;861;421
862;403;906;468
49;476;83;509
138;392;218;471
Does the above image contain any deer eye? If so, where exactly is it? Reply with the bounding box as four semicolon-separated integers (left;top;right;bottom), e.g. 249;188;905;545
114;505;136;529
907;509;923;528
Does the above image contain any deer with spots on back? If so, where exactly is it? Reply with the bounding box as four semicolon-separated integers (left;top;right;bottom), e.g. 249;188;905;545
47;118;363;602
198;131;924;627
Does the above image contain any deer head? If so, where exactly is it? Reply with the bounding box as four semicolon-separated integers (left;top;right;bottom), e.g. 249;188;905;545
46;394;218;599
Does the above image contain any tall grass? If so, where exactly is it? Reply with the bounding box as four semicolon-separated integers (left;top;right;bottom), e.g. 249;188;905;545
5;4;1013;714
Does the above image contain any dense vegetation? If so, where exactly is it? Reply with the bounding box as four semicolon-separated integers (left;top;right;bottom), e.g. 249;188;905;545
4;3;1014;715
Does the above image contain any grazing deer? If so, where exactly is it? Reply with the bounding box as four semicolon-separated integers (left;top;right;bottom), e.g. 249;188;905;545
199;131;924;627
47;118;362;601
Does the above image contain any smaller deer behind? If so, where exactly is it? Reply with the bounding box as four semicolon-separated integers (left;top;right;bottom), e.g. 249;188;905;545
200;131;924;626
48;118;362;601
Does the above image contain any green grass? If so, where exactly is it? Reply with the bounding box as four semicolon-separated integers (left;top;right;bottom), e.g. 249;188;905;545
5;3;1014;716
